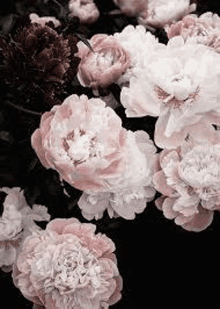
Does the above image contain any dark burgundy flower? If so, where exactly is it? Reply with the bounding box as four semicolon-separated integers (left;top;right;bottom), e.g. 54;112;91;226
0;20;80;109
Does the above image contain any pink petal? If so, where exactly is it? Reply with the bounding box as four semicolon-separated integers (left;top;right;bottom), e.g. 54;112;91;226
162;197;179;219
187;118;218;144
110;197;147;220
46;218;79;234
31;129;51;169
78;192;111;218
153;170;176;196
63;221;96;239
155;195;166;210
160;149;180;170
154;112;188;149
182;205;214;232
108;275;123;306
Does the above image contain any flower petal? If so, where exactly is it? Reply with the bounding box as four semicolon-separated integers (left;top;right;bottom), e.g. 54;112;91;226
182;205;214;232
154;110;188;149
161;197;178;219
153;170;175;196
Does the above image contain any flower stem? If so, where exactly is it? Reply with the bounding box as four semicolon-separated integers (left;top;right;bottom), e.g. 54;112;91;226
4;100;42;116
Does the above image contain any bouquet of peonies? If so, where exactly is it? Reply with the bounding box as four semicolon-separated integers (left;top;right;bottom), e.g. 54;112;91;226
1;0;220;308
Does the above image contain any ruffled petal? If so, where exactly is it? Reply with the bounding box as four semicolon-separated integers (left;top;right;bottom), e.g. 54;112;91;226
154;111;188;149
182;205;214;232
78;192;111;220
161;197;178;219
110;196;147;220
153;170;175;196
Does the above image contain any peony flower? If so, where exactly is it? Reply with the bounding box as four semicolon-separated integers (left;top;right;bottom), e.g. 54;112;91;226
31;94;128;193
113;0;148;17
138;0;196;29
0;187;50;272
29;13;61;28
78;130;157;220
0;21;79;108
113;25;164;86
76;34;130;90
31;94;157;219
12;218;123;309
153;133;220;232
68;0;100;24
166;12;220;53
120;36;220;149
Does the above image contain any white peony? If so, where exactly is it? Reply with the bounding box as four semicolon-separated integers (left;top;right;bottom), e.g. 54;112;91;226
29;13;61;27
114;24;164;85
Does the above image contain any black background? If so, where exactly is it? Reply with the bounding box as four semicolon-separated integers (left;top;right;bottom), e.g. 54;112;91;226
1;0;220;308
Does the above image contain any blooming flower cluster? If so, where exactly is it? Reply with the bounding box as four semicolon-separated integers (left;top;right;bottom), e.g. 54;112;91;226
76;24;163;91
2;0;220;308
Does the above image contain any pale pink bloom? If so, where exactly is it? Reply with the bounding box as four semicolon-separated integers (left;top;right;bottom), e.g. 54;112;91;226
120;36;220;149
68;0;100;24
153;133;220;232
31;94;128;193
113;25;164;86
138;0;196;29
12;218;123;309
166;12;220;53
76;34;130;90
113;0;148;17
0;187;50;272
29;13;61;27
78;130;157;220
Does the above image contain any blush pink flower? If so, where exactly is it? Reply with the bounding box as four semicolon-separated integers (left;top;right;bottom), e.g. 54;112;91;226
120;36;220;149
31;94;128;193
113;0;148;17
138;0;196;29
76;34;130;90
166;12;220;53
78;130;157;220
68;0;100;24
113;25;164;86
29;13;61;28
12;218;123;309
0;187;50;272
153;133;220;232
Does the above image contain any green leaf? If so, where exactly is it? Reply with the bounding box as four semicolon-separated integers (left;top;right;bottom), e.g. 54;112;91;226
75;33;95;53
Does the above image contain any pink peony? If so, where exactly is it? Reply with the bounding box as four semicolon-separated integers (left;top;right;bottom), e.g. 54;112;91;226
166;12;220;53
113;0;148;17
31;94;128;193
78;130;157;220
68;0;100;24
153;133;220;232
12;218;123;309
0;187;50;272
29;13;61;28
76;34;130;90
120;36;220;149
138;0;196;29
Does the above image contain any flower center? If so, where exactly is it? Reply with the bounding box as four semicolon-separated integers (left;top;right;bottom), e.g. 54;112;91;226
179;145;220;199
63;129;103;165
51;244;102;293
154;75;200;109
96;51;116;71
